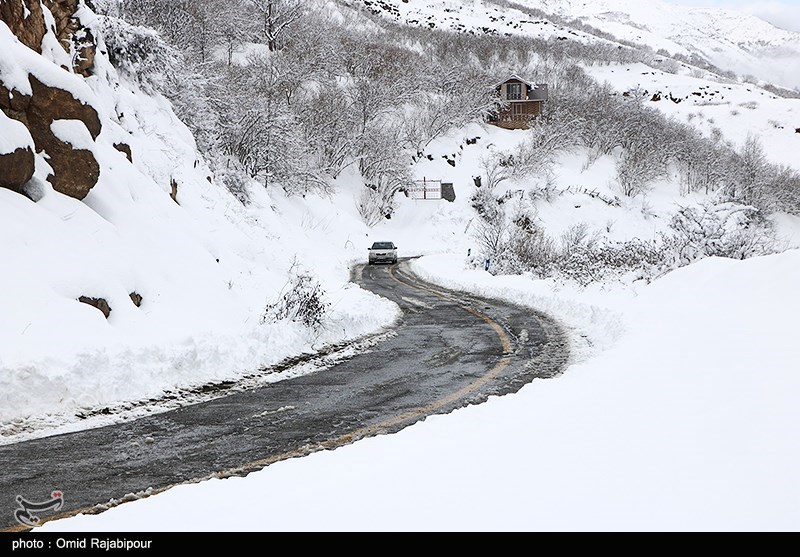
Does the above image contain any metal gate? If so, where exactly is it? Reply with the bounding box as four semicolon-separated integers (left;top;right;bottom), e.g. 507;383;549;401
409;178;442;200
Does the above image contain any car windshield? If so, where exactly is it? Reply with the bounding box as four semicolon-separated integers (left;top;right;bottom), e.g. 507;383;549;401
371;242;394;249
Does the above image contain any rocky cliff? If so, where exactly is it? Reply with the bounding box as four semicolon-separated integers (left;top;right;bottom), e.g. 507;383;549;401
0;0;101;199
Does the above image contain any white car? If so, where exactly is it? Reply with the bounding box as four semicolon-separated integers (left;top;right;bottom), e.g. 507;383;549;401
368;241;398;265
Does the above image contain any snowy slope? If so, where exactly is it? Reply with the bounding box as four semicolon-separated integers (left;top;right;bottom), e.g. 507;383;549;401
358;0;800;90
4;0;797;439
7;53;795;439
583;62;800;169
518;0;800;90
357;0;608;44
0;9;399;434
10;0;799;531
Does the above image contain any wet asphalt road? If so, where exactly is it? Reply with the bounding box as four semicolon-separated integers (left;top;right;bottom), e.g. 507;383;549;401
0;260;568;530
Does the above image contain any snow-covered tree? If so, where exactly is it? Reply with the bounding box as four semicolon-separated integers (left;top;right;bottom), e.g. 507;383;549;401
246;0;303;52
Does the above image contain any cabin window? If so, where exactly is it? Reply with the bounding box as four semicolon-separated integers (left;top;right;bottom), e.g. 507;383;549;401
512;103;525;118
506;83;523;100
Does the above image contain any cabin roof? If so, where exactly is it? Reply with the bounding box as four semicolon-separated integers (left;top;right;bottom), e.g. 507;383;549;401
496;74;549;101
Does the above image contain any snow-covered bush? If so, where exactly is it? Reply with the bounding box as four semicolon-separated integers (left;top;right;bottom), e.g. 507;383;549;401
510;106;583;180
655;57;682;74
499;208;557;277
474;218;508;266
478;220;666;284
668;202;776;265
470;187;504;224
356;124;413;226
99;16;180;92
212;160;252;205
472;197;777;285
616;148;664;197
559;222;599;256
479;154;511;190
558;238;664;285
357;186;391;227
764;166;800;214
262;268;330;331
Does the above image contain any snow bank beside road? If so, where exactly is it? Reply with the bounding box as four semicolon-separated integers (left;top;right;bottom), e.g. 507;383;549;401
410;254;628;363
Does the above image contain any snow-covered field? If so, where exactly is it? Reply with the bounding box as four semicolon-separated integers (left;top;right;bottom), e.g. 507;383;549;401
43;248;800;531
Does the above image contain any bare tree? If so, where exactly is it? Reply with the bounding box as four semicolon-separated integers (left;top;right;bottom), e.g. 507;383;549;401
215;0;252;65
731;134;767;205
220;52;325;193
404;65;495;151
297;86;353;176
480;154;511;190
616;148;663;197
120;0;216;63
764;165;800;214
511;105;584;179
474;217;508;266
247;0;303;51
356;123;413;225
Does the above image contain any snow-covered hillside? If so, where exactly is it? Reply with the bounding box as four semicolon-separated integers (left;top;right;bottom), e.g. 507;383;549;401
520;0;800;91
583;62;800;169
358;0;599;44
359;0;800;91
0;2;399;435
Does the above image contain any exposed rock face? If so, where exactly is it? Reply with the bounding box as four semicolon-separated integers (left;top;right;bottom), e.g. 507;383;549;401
27;76;101;139
0;147;36;193
43;0;81;49
0;0;46;53
43;0;96;76
72;27;96;77
0;81;32;128
113;142;132;163
26;76;101;198
1;75;102;199
78;296;111;319
1;0;103;199
46;137;100;198
0;0;97;75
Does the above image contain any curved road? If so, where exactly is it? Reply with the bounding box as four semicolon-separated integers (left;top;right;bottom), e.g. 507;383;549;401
0;260;568;530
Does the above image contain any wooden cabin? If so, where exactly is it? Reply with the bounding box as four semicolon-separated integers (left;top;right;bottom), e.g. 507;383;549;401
489;75;548;129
